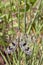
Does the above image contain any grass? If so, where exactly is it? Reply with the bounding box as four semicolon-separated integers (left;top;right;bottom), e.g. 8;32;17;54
0;0;43;65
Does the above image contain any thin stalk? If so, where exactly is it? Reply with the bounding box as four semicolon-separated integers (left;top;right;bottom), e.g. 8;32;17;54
18;0;20;30
23;3;27;64
13;52;17;65
18;0;20;65
24;0;26;34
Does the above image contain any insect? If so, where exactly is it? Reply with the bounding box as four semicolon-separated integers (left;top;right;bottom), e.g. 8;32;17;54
5;33;33;55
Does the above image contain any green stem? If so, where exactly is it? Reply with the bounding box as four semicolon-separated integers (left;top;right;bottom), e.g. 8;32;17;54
18;0;21;65
24;0;26;33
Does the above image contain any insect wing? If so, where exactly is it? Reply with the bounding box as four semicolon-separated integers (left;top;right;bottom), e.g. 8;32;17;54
5;40;18;54
19;34;32;55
